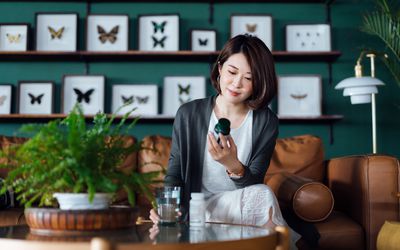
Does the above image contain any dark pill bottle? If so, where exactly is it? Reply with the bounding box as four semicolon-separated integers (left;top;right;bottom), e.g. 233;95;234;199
214;118;231;144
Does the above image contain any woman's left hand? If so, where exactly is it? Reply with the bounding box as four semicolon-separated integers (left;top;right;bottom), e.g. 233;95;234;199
207;132;243;173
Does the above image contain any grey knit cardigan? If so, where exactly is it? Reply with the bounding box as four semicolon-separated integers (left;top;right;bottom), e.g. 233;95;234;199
165;95;279;219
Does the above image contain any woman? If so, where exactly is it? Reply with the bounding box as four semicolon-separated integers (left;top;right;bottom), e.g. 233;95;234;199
150;34;300;246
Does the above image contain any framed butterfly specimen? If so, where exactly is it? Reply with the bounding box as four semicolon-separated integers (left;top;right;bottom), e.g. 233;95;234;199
35;13;78;51
190;29;217;52
112;84;158;116
278;75;322;117
0;24;29;51
286;24;331;52
62;75;105;115
163;76;206;116
17;81;54;115
230;14;273;50
86;14;129;51
138;14;179;51
0;84;12;114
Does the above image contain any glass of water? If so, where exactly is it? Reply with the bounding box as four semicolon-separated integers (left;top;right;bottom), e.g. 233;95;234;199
156;186;181;225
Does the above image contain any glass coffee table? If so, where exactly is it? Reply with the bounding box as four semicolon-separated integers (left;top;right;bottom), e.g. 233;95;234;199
0;222;289;250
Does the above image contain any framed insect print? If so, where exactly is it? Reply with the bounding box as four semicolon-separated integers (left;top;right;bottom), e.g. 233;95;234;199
35;13;78;51
230;14;273;50
62;75;105;115
0;24;29;51
286;24;331;52
190;29;216;52
0;84;12;114
112;84;158;116
17;81;54;114
278;75;322;117
163;76;206;116
138;14;179;51
86;14;129;51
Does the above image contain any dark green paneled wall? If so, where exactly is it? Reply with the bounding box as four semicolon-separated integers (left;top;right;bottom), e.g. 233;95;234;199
0;0;398;159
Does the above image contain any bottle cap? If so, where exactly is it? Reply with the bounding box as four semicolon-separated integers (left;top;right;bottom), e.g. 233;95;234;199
214;118;230;135
191;192;204;200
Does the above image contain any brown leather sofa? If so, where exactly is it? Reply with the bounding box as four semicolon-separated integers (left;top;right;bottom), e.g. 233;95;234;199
1;134;399;250
136;135;400;250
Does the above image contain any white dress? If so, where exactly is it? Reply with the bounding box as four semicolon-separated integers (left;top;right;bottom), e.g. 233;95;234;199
201;110;301;249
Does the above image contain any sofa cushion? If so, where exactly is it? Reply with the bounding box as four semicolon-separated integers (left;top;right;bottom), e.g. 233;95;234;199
314;211;364;249
0;136;29;179
267;172;334;222
112;135;139;204
136;135;171;207
266;134;325;182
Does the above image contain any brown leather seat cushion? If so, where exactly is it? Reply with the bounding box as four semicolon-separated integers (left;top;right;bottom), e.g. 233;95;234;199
314;211;364;249
267;172;334;222
266;134;325;182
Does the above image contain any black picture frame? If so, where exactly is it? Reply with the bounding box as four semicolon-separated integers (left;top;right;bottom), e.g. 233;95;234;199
35;12;79;52
86;14;130;52
0;23;30;51
17;81;54;114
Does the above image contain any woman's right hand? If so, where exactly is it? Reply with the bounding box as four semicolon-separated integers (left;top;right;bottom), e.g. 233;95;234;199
149;208;160;224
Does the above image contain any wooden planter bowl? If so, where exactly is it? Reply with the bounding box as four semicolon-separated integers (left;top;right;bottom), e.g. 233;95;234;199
25;206;138;235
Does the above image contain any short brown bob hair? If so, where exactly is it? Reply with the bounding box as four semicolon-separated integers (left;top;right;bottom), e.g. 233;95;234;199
210;34;277;110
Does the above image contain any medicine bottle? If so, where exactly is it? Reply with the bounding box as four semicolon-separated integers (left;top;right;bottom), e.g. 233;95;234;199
213;118;231;144
189;192;205;227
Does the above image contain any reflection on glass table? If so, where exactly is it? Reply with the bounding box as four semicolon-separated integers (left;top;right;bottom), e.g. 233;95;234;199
0;222;288;250
143;222;273;244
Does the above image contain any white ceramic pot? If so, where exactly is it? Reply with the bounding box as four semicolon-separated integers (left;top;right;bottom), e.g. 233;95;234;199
53;193;112;210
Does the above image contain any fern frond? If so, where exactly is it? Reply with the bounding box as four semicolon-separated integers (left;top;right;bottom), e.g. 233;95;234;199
362;0;400;87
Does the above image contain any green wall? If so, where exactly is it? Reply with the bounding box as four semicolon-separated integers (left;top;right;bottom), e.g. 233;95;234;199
0;0;399;159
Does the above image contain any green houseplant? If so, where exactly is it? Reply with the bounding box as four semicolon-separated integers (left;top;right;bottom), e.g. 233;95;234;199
362;0;400;87
0;104;158;209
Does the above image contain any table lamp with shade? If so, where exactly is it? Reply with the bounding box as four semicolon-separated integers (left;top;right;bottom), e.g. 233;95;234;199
335;52;385;154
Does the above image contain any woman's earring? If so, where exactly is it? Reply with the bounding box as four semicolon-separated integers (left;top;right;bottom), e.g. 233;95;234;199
217;75;220;84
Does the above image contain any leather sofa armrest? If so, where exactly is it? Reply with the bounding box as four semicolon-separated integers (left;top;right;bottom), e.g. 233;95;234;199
326;154;400;250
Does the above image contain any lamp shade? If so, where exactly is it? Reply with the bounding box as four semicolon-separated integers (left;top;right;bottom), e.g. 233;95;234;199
335;76;385;104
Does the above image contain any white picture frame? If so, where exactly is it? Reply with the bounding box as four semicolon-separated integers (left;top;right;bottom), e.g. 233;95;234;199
62;75;105;115
0;24;29;51
0;84;12;114
286;24;331;52
35;13;78;52
163;76;206;116
112;84;158;116
138;14;179;51
17;81;54;114
230;14;273;50
190;29;216;52
278;75;322;117
86;14;129;52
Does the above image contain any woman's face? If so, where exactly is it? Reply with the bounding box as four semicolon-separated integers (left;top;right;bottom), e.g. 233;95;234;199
218;53;253;105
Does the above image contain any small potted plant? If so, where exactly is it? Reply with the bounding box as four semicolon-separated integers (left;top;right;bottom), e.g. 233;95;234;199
0;104;159;231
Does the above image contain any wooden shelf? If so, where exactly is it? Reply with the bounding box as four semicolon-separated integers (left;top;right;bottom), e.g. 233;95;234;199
0;51;341;62
0;0;334;3
272;51;341;62
0;114;343;124
278;115;343;124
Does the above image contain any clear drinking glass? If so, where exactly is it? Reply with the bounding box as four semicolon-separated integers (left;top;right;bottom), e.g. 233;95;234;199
156;186;181;225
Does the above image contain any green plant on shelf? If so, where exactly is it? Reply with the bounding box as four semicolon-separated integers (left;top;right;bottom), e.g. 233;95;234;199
0;104;159;208
362;0;400;87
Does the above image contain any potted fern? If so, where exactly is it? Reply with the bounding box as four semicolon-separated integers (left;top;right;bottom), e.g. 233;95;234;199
0;104;158;212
